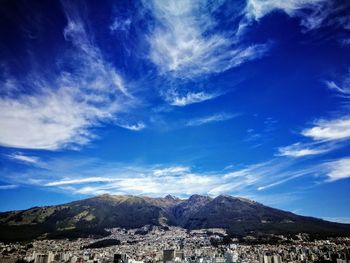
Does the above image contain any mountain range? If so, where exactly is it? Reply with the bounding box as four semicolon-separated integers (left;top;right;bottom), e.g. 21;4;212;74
1;194;349;242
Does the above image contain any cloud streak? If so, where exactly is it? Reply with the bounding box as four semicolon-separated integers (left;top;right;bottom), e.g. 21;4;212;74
302;117;350;141
324;157;350;181
117;122;146;131
168;92;220;107
186;113;237;127
245;0;325;22
1;156;328;199
146;0;270;79
46;177;115;186
7;152;40;164
277;142;334;157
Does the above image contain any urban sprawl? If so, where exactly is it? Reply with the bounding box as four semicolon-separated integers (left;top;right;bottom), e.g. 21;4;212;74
1;227;349;263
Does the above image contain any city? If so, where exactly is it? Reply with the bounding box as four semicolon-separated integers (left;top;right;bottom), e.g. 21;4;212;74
1;226;349;263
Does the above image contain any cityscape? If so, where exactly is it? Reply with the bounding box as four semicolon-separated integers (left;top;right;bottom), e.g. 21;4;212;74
1;226;350;263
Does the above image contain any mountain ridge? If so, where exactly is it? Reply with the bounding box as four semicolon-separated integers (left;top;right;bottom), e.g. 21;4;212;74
1;194;349;242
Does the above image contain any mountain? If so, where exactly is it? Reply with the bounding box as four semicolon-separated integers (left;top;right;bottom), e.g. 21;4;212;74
1;194;350;242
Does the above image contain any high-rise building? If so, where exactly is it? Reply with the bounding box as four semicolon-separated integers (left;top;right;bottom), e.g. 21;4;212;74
175;251;184;260
225;250;238;263
163;249;175;263
114;254;129;263
272;255;282;263
260;255;282;263
259;255;271;263
35;254;47;263
34;253;54;263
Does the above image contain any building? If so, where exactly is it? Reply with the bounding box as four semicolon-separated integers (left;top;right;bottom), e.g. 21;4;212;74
114;254;129;263
34;253;54;263
163;249;175;263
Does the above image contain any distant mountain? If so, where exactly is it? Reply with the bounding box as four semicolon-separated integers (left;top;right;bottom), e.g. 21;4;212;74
1;194;350;242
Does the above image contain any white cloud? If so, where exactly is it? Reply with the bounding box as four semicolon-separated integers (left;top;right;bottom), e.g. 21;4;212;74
44;171;219;197
146;0;270;79
46;177;115;186
153;166;190;177
326;80;350;95
257;175;300;191
2;153;345;199
169;92;220;106
325;70;350;97
245;0;324;21
117;122;146;131
325;157;350;181
113;174;216;196
186;113;237;127
42;157;345;196
223;169;252;179
277;142;331;157
7;152;40;164
302;117;350;141
1;157;298;196
0;2;137;150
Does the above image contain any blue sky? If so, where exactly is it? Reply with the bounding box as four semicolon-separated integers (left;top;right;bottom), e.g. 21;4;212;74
0;0;350;223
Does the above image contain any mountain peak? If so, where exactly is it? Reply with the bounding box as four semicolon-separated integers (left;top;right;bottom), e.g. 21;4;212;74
213;195;258;205
164;194;178;200
188;194;211;201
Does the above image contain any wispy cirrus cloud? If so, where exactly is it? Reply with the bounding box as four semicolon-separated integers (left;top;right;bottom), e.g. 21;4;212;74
7;152;40;164
299;1;350;36
168;91;220;107
130;0;273;109
0;1;138;150
2;151;347;204
47;159;321;198
324;157;350;181
116;122;146;131
46;177;115;186
326;80;350;97
277;142;334;157
0;155;318;199
153;166;190;177
145;0;270;79
245;0;325;22
186;113;237;127
325;69;350;98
